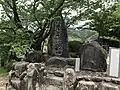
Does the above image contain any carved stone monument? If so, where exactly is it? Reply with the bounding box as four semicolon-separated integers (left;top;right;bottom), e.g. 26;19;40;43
48;15;69;58
80;41;107;72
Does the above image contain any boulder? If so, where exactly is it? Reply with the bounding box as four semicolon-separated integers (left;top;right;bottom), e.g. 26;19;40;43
46;57;67;68
25;50;44;63
80;41;107;72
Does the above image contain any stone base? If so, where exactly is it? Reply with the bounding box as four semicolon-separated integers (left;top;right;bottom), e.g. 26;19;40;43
45;75;63;86
99;83;119;90
46;85;62;90
46;73;120;90
8;61;120;90
76;81;97;90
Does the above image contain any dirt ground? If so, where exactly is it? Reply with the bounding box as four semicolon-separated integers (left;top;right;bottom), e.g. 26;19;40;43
0;76;8;90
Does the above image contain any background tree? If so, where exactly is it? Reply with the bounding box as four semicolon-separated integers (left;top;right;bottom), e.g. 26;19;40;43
88;1;120;39
108;2;120;39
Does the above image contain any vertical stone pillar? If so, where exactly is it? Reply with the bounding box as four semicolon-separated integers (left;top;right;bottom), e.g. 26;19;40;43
48;15;69;58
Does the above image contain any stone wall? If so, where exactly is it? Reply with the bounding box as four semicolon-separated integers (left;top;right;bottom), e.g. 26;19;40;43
76;76;120;90
8;61;120;90
46;70;120;90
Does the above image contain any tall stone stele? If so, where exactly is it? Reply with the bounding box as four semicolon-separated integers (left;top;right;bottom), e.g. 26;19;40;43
48;11;69;58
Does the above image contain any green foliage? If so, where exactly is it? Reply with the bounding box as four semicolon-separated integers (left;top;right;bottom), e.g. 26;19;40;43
89;1;120;39
68;30;99;43
68;41;82;53
0;0;67;66
108;2;120;39
0;68;8;75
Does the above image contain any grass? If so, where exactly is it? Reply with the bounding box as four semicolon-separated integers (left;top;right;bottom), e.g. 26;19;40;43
0;68;8;77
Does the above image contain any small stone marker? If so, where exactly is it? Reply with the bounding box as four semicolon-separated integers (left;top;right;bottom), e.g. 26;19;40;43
108;47;120;77
75;58;80;72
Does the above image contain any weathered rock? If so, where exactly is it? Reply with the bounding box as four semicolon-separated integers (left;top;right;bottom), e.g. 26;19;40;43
47;70;54;74
26;63;45;90
91;77;102;82
76;81;97;90
83;76;91;81
46;56;77;68
46;85;62;90
9;62;45;90
63;68;76;90
80;41;107;72
66;58;76;66
12;61;29;76
45;75;63;86
6;60;16;71
102;77;112;82
99;82;119;90
111;78;120;84
54;71;64;77
46;57;67;68
25;50;44;63
7;86;16;90
48;15;69;58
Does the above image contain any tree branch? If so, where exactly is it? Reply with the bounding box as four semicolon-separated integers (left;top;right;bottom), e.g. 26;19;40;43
0;27;16;35
2;4;12;20
12;0;23;28
4;0;13;9
39;0;65;38
33;0;42;30
49;0;65;18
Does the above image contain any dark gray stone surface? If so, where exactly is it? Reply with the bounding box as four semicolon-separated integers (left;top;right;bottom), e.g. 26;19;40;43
46;57;77;69
99;82;119;90
54;71;64;77
76;81;97;90
80;41;107;72
25;50;44;63
46;57;67;68
48;16;69;58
